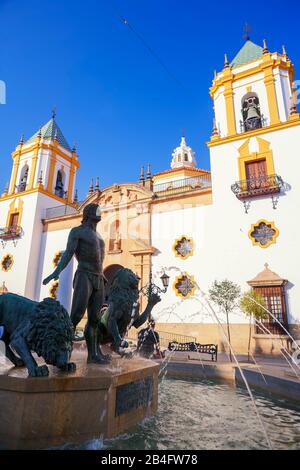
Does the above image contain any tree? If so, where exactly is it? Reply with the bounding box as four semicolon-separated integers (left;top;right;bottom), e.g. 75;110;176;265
209;280;241;362
240;289;268;361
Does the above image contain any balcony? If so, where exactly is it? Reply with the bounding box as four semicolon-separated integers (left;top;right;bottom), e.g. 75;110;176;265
0;225;24;247
231;174;283;200
0;225;23;241
45;204;81;220
239;115;268;134
153;175;211;198
17;182;27;193
54;188;68;199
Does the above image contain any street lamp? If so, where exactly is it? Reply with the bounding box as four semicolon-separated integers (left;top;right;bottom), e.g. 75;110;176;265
140;270;170;297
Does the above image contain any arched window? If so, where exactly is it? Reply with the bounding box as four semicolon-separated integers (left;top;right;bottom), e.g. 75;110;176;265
55;170;66;198
109;220;121;251
184;153;188;162
18;164;29;192
241;92;262;132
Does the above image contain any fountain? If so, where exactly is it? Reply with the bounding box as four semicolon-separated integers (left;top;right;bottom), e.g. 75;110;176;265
0;204;170;450
2;236;300;450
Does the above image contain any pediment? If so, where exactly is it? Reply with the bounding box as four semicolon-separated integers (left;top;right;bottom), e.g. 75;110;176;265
79;183;153;211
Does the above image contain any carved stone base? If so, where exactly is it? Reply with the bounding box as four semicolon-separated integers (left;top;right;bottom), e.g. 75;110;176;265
0;352;158;449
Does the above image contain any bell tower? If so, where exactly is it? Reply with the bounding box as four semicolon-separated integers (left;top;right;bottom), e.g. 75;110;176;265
210;39;298;140
0;114;80;299
5;113;79;204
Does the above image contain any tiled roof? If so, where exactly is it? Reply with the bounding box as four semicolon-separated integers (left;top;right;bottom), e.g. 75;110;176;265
154;167;210;177
230;40;263;68
27;117;71;151
248;263;287;286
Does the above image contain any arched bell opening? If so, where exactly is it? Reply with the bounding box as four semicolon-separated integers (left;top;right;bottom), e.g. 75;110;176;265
241;92;262;132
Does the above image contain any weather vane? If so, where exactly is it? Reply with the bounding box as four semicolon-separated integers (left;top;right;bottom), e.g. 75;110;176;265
51;106;57;119
243;23;251;41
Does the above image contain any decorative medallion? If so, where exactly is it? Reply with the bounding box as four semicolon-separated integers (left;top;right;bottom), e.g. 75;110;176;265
52;250;64;267
49;281;59;299
248;219;279;248
173;236;194;260
1;254;14;272
174;273;196;299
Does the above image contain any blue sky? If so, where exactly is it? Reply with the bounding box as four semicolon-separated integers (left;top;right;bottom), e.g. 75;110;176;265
0;0;300;199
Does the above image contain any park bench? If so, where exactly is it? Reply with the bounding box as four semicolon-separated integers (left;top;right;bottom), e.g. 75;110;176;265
168;341;218;362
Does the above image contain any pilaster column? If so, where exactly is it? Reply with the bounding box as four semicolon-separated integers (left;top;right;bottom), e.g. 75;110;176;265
28;144;40;190
47;152;57;193
9;154;20;194
67;165;76;203
223;75;236;136
262;56;280;125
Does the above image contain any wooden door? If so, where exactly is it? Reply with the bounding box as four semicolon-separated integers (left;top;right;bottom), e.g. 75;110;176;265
245;159;267;189
9;213;19;228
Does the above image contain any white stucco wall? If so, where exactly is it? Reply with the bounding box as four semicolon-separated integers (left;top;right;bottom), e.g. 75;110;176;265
38;227;76;311
151;124;300;328
0;190;71;299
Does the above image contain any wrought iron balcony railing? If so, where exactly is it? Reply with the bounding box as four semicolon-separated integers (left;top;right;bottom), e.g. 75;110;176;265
45;204;81;220
239;115;268;133
54;188;68;199
231;174;283;199
153;174;211;197
17;182;27;192
0;225;24;241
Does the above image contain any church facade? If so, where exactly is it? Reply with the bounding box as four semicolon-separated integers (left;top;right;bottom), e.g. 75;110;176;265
1;39;299;354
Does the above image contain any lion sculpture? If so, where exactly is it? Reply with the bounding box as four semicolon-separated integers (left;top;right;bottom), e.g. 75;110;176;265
91;268;161;359
0;294;76;377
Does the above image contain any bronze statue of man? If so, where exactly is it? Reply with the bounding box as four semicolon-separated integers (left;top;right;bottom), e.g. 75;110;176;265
43;203;109;364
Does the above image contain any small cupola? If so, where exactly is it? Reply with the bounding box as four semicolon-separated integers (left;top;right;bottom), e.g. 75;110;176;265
171;136;197;169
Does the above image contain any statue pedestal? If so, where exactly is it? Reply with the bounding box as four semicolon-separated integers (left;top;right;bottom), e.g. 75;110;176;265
0;352;159;449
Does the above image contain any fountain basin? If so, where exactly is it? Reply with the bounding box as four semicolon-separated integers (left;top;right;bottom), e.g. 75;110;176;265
0;353;159;450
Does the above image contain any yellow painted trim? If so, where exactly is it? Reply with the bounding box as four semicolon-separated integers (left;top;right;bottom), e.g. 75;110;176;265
262;59;280;125
47;154;57;192
289;112;300;121
210;55;294;98
27;149;39;190
173;273;196;299
67;165;76;203
207;117;300;147
1;253;14;272
152;168;209;183
172;235;194;260
12;139;80;168
6;198;24;228
9;155;20;194
248;219;279;249
237;137;275;182
153;168;209;183
223;77;237;136
42;143;80;168
0;186;74;205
